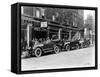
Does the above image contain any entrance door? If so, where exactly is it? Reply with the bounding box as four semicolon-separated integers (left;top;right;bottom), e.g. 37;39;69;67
34;30;47;39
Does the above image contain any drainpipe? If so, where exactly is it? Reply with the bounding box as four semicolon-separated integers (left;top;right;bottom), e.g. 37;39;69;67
58;28;62;40
47;27;50;38
69;30;72;41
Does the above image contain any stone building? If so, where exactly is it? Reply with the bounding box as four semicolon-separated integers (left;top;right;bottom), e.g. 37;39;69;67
21;6;84;48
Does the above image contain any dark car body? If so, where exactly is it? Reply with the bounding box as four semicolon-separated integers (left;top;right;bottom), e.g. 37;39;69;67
64;40;83;51
69;40;82;50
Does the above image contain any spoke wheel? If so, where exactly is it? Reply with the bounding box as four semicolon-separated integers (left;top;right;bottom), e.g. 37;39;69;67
65;45;70;51
34;48;42;57
54;46;60;54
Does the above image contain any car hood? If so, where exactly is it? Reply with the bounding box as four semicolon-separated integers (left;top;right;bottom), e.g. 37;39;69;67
33;43;44;49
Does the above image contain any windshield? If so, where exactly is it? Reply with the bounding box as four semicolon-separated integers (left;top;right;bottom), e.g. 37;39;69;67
51;35;59;41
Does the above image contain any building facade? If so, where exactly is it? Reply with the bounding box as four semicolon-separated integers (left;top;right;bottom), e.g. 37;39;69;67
21;6;84;28
21;6;83;48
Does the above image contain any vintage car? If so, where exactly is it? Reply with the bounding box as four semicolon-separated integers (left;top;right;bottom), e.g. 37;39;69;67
70;40;83;50
28;38;62;57
64;39;83;51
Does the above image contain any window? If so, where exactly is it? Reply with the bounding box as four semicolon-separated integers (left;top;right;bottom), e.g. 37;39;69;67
36;10;40;18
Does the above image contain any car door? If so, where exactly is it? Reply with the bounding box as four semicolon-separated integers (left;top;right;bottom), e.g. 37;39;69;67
42;40;52;51
70;41;76;49
47;41;54;50
43;43;48;50
70;40;78;49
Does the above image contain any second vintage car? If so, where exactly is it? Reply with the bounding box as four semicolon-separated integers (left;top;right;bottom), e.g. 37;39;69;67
63;39;84;51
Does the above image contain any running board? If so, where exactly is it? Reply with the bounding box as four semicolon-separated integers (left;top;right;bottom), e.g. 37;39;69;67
43;49;53;53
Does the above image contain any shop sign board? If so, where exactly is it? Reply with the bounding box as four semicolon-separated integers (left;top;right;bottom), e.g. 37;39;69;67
41;21;47;27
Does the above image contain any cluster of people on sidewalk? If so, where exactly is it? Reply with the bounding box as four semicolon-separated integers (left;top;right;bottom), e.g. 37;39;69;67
32;37;51;45
21;37;52;50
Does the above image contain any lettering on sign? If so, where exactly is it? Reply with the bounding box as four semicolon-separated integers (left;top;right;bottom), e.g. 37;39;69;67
41;21;47;27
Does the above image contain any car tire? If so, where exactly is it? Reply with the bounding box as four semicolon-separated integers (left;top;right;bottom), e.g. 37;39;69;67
34;48;42;57
65;44;70;51
54;45;60;54
83;43;85;48
80;43;83;49
76;44;79;49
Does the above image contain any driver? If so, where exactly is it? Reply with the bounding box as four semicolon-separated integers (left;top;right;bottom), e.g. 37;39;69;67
34;39;39;45
45;37;51;44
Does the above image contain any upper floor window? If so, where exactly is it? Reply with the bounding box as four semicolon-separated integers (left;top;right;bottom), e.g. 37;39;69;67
21;6;33;17
36;9;40;18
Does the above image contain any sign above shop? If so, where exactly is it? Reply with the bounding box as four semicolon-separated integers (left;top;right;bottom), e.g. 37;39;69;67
41;21;47;27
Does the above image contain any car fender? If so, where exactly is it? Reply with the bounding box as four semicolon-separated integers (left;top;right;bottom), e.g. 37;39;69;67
79;40;84;43
64;42;70;46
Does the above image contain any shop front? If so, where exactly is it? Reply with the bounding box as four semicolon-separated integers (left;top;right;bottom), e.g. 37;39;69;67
21;15;83;50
